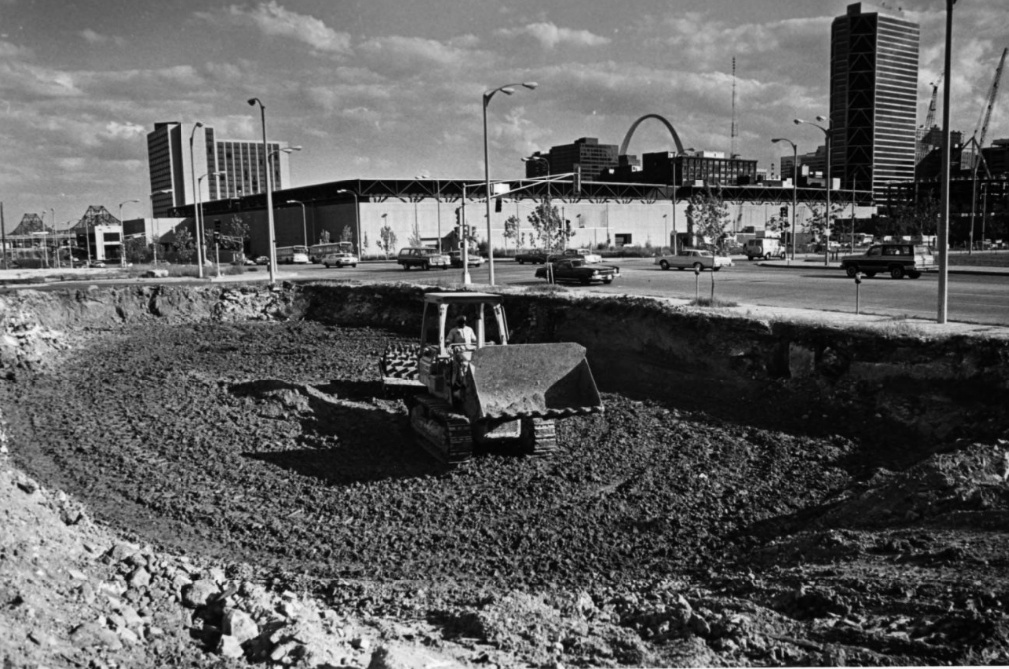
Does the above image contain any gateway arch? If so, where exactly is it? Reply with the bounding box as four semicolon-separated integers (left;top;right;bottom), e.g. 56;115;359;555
618;114;685;158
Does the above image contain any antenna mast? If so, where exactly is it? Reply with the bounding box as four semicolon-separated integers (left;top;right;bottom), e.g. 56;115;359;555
730;57;738;157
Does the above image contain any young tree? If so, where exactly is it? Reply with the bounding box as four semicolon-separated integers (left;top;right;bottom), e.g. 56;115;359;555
173;227;194;262
893;193;940;239
362;232;369;258
503;215;521;251
339;225;353;243
527;197;573;255
223;214;250;252
378;225;397;259
408;219;423;247
686;187;732;253
124;236;151;264
321;229;331;244
805;201;848;245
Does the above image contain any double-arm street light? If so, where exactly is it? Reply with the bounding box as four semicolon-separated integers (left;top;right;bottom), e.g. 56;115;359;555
484;81;537;284
118;199;140;267
794;116;832;266
771;138;799;261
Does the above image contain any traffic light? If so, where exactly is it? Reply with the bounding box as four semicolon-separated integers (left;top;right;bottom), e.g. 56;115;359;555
780;206;788;219
495;198;502;213
213;219;221;244
454;206;462;234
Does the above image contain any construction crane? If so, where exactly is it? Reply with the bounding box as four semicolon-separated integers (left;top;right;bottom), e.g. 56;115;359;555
966;47;1007;252
962;47;1007;174
916;72;943;165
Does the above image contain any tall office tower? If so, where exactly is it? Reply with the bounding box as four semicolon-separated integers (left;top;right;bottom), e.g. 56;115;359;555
147;122;291;217
524;137;619;181
830;3;919;197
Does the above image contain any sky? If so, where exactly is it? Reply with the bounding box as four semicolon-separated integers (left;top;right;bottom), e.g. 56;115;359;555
1;0;1008;228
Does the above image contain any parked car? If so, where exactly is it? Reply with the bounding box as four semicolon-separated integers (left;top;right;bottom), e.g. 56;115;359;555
840;243;936;279
449;250;485;268
321;251;358;268
397;247;451;270
88;259;107;268
254;256;269;265
562;248;604;264
514;250;551;264
535;258;620;285
654;249;733;272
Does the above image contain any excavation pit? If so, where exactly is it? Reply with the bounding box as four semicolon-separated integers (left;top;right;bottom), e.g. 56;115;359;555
3;282;1009;667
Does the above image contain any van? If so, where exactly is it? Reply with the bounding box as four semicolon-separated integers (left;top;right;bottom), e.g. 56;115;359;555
744;238;785;260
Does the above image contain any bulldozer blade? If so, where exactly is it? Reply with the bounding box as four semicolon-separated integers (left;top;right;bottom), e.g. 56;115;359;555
464;343;603;421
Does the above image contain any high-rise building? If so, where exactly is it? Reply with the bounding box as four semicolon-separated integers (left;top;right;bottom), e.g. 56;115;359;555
830;3;919;197
147;122;292;217
524;137;619;181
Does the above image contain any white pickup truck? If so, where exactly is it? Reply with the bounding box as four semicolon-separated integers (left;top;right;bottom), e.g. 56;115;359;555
563;248;604;264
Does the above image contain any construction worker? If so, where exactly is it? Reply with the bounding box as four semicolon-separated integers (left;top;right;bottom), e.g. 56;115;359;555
447;315;475;347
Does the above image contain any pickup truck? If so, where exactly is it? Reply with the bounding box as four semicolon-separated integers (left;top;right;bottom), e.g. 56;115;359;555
654;249;733;271
840;243;936;279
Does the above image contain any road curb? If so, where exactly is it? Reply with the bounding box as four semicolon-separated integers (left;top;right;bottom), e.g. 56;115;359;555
757;260;1009;277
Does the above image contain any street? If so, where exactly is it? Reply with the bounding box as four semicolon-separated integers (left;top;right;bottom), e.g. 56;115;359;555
291;257;1009;326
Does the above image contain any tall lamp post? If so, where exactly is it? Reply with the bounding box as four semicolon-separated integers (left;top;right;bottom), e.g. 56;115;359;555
335;189;360;255
484;81;537;284
247;97;280;284
795;116;832;266
771;138;799;261
936;0;955;324
118;199;140;267
196;171;223;273
150;189;172;265
189;122;206;277
50;208;58;268
287;200;308;247
416;175;443;252
669;149;693;254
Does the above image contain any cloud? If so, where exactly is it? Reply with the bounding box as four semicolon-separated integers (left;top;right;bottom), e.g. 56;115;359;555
356;35;485;75
496;22;611;49
201;2;352;55
80;29;126;47
102;121;145;140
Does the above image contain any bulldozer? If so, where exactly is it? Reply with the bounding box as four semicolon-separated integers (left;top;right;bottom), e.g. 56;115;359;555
379;292;603;464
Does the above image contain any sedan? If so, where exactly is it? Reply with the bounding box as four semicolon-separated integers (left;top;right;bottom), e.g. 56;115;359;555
654;249;732;272
321;252;358;268
449;251;485;268
254;256;269;266
535;258;620;285
88;259;107;268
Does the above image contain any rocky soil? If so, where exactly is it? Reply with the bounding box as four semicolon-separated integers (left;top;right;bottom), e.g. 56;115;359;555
2;285;1009;667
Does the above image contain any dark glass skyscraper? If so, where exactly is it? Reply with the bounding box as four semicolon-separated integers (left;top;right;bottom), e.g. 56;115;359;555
830;3;919;197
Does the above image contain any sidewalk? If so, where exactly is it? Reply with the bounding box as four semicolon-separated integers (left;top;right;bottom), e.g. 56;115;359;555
757;254;1009;276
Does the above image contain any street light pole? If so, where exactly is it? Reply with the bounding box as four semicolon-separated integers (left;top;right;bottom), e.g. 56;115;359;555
771;138;798;261
335;189;360;255
189;122;205;277
484;81;537;284
118;199;140;267
287;200;307;247
937;0;955;323
50;208;57;268
197;172;222;274
248;98;277;285
150;189;171;265
795;117;831;266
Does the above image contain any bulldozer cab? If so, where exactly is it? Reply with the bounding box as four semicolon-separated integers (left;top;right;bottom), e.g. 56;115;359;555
420;292;509;358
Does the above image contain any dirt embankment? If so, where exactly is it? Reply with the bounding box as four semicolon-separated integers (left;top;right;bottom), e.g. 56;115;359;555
1;282;1009;669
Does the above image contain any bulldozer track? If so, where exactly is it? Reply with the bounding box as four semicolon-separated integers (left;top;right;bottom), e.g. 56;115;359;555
409;394;473;465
